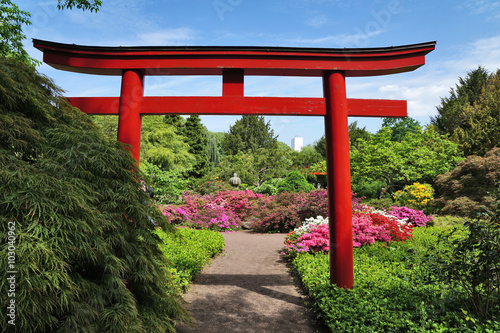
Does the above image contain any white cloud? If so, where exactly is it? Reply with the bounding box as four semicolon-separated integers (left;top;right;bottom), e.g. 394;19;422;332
288;29;384;47
305;14;329;28
137;27;197;46
462;0;500;18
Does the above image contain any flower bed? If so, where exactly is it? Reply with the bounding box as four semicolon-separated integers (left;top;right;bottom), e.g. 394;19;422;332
160;190;433;252
283;204;432;256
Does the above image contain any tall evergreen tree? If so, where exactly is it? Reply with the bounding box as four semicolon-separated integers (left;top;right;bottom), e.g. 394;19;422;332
430;66;489;137
349;121;373;148
184;115;209;178
312;121;372;157
430;66;500;156
222;115;278;156
451;69;500;156
313;135;326;158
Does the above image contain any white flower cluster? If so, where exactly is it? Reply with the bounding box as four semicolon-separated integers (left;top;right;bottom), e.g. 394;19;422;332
294;216;329;236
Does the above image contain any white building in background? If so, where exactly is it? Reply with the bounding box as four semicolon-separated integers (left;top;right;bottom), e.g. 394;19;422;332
291;136;303;152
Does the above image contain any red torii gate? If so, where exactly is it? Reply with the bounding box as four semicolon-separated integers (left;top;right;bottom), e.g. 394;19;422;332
34;39;435;289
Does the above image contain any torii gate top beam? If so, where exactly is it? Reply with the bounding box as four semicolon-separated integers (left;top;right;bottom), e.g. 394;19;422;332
33;39;435;77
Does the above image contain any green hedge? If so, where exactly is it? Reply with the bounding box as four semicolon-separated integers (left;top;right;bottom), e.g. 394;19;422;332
292;227;500;332
155;228;225;291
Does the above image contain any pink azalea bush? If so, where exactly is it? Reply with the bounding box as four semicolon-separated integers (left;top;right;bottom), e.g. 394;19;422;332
161;190;264;231
388;206;433;227
282;194;426;256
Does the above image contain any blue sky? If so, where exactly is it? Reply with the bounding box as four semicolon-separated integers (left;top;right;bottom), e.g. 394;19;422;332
21;0;500;147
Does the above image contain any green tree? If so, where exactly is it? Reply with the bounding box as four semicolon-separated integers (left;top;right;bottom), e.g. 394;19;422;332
1;0;102;65
163;114;185;131
313;121;372;156
430;66;490;150
0;58;188;332
313;135;326;158
184;115;209;178
141;116;195;171
451;70;500;156
222;115;278;156
350;126;463;196
290;145;323;167
379;117;421;142
349;120;373;149
205;144;290;187
90;115;118;138
207;131;224;169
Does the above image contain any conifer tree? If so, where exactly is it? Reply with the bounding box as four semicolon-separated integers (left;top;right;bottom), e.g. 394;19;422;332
0;58;188;332
222;115;278;156
184;115;209;178
207;133;221;168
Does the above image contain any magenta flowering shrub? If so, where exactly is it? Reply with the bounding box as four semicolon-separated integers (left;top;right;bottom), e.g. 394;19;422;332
298;189;329;220
298;223;330;252
388;206;433;227
161;190;264;231
352;191;367;211
161;205;189;225
215;190;265;221
251;192;307;232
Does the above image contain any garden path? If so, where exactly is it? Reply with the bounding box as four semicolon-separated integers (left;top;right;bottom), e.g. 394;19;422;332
176;230;329;333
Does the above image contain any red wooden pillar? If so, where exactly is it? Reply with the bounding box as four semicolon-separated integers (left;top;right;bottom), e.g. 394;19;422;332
118;69;144;163
323;71;354;289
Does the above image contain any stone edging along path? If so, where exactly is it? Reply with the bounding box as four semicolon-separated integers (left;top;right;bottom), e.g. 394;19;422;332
176;230;329;333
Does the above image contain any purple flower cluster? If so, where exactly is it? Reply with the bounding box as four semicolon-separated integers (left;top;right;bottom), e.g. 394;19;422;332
388;206;433;227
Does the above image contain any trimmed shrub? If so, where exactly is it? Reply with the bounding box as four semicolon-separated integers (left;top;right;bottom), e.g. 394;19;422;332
155;228;224;291
277;170;315;193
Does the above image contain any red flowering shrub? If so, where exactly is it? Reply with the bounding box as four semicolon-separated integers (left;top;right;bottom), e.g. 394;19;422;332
352;212;391;247
368;211;413;242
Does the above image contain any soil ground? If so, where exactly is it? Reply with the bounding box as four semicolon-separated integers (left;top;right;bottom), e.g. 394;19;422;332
176;230;330;333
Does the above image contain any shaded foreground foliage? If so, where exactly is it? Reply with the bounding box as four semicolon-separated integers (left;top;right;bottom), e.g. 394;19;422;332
0;58;188;332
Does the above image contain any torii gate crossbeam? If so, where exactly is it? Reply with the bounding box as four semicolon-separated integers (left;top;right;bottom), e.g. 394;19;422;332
34;39;435;289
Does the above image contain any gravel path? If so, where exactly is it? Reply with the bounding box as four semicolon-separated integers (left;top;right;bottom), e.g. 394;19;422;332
176;230;329;333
